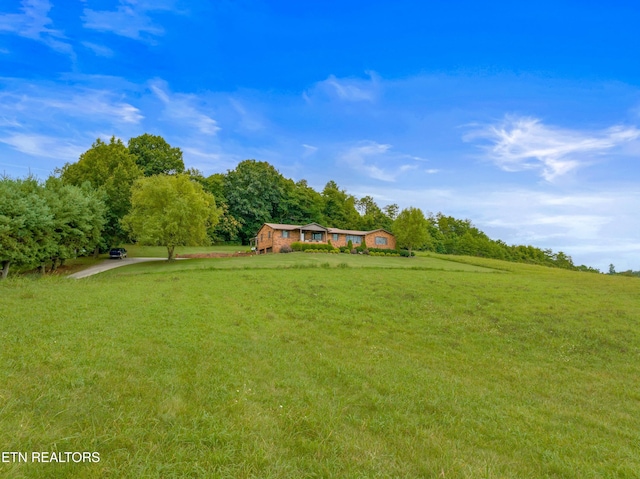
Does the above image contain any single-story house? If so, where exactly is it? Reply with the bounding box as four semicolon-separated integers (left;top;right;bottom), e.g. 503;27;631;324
252;222;396;254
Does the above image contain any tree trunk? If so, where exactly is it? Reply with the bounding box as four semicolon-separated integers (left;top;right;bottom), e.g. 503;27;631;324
167;245;175;261
93;246;100;258
0;260;10;280
39;264;46;275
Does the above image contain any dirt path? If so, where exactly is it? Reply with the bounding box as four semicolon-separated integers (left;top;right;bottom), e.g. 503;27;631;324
69;257;169;279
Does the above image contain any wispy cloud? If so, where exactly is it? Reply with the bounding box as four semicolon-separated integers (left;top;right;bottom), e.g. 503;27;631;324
0;86;143;126
340;141;417;182
301;144;317;158
0;133;85;160
0;0;73;55
81;41;114;57
150;80;220;135
229;98;264;131
466;116;640;181
82;0;177;42
305;71;380;103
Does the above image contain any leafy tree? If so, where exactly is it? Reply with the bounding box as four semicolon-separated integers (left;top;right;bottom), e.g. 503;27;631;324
224;160;287;243
608;264;616;275
42;178;106;271
383;203;399;221
356;195;394;231
128;133;185;176
392;207;430;258
59;136;142;248
321;181;359;229
0;177;53;279
192;172;242;244
279;179;325;225
123;174;219;260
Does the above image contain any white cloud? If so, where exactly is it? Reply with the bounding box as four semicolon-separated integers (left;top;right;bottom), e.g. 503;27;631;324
0;133;84;160
150;81;220;135
0;0;73;55
81;41;114;57
466;116;640;181
229;98;264;131
82;0;178;41
305;71;380;103
0;87;143;125
302;144;317;158
182;147;220;161
340;141;417;182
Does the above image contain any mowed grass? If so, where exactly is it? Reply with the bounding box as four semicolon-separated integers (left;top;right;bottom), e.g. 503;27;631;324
101;251;498;276
121;243;248;258
1;258;639;478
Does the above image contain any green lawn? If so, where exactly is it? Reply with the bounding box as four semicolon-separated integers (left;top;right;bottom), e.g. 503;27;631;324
1;257;639;478
100;251;498;277
120;243;248;258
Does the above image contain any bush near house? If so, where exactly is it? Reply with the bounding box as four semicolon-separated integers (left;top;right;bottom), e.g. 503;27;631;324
291;242;336;252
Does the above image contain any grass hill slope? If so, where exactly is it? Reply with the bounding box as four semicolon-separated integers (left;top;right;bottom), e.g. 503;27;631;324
1;255;639;478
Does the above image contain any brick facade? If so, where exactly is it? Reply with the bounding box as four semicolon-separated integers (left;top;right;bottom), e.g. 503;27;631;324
254;223;396;254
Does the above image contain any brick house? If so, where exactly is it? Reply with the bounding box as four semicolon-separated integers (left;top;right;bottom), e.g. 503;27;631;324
252;222;396;254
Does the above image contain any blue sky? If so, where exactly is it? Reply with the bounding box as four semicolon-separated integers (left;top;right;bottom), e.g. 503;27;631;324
1;0;639;271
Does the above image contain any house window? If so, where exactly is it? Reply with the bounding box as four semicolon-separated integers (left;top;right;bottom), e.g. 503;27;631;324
332;233;339;241
282;230;290;238
268;231;271;239
346;235;362;244
312;233;323;241
260;234;263;240
375;236;388;245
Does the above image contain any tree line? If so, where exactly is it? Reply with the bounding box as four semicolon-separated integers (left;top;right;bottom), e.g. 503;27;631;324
1;133;602;278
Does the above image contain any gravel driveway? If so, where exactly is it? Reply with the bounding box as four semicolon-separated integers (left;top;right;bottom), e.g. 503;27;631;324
69;257;169;279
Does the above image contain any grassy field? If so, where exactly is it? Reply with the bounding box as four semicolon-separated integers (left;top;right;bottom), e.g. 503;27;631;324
122;244;248;258
1;254;639;478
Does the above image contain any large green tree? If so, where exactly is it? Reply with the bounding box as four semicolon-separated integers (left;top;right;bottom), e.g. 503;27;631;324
392;207;431;257
356;195;395;231
278;179;324;225
0;177;53;279
189;171;242;243
42;178;106;271
128;133;185;176
122;174;220;260
321;181;360;229
224;160;287;243
59;137;142;247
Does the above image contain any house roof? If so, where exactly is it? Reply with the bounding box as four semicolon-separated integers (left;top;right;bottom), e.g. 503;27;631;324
263;222;328;232
299;223;328;232
327;227;393;236
259;223;394;236
263;223;302;231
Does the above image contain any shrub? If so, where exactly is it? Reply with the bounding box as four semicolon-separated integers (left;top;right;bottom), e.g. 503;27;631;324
351;248;358;254
292;242;337;252
280;245;293;253
362;249;370;255
347;240;353;251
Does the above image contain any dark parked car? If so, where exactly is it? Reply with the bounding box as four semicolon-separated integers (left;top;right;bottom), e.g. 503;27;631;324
109;248;127;259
